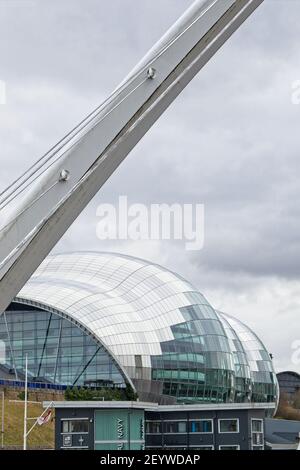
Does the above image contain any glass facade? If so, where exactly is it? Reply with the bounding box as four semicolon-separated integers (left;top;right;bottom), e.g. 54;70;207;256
151;306;235;403
0;303;126;387
219;312;278;404
0;251;277;408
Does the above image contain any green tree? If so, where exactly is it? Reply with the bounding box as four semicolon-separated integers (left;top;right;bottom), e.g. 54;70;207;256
64;384;138;402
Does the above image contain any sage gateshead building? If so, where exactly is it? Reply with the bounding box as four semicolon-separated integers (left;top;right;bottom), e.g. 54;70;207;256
0;252;278;410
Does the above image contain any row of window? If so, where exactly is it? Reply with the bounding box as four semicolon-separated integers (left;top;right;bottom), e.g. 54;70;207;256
62;418;263;436
151;445;264;450
148;445;241;450
146;418;263;436
60;418;264;451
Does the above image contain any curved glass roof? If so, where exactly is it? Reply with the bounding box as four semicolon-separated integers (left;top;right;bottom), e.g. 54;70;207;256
14;251;278;405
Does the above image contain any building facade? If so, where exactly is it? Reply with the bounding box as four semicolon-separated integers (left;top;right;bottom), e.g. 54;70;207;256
145;404;267;450
49;401;272;451
0;252;278;409
52;402;146;450
277;371;300;397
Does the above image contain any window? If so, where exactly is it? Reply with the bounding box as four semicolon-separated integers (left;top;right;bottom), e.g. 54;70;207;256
62;421;69;433
219;445;240;450
251;419;263;432
190;446;214;450
218;419;239;433
61;419;89;434
0;305;127;389
146;421;162;434
252;433;264;446
190;420;213;434
70;420;89;433
164;421;187;434
163;447;187;450
251;419;264;450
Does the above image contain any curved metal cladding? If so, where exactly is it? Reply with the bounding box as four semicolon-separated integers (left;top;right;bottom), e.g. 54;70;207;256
217;312;278;407
13;252;278;407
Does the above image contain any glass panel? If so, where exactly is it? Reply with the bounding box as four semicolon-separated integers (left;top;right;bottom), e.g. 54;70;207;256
0;304;127;389
190;420;212;433
252;419;262;432
219;419;238;433
70;420;89;433
164;421;187;434
219;445;239;450
146;422;162;434
62;421;69;433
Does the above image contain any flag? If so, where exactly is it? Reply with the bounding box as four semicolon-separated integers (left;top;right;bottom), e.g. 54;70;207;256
37;409;52;426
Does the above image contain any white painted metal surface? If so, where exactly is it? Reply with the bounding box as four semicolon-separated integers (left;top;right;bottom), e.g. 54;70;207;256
0;0;264;315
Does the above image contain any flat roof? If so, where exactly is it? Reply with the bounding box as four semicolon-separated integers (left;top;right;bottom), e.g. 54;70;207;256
44;401;275;411
266;442;300;450
147;402;275;412
43;401;155;410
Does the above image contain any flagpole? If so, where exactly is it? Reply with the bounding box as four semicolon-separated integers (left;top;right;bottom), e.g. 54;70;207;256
23;354;28;451
1;390;4;449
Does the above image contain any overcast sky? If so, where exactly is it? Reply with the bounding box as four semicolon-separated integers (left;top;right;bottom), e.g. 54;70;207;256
0;0;300;373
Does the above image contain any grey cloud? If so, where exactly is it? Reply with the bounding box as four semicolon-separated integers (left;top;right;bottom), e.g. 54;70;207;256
0;0;300;373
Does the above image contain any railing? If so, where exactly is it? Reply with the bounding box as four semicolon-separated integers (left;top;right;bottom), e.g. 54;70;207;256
0;378;67;391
